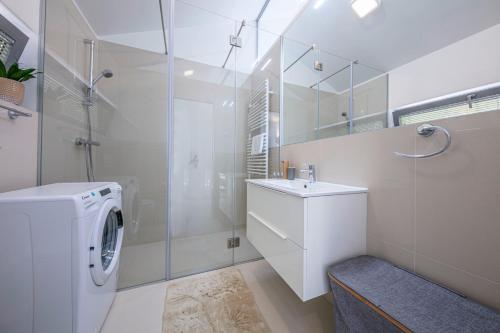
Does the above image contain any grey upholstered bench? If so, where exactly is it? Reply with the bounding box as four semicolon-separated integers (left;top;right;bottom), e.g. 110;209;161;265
328;255;500;333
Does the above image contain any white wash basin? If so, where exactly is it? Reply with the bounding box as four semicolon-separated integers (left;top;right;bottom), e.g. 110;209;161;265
245;178;367;198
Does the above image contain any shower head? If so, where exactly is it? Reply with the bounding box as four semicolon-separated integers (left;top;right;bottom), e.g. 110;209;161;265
92;69;113;86
102;69;113;78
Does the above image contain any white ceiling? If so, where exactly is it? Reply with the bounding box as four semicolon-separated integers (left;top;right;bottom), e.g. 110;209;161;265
284;0;500;72
72;0;500;93
74;0;265;36
280;0;500;93
74;0;306;73
75;0;164;36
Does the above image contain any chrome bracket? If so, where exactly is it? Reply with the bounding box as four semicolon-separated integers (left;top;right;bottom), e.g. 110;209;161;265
7;109;32;119
227;237;240;249
466;94;476;108
229;35;242;48
416;123;436;137
314;61;323;71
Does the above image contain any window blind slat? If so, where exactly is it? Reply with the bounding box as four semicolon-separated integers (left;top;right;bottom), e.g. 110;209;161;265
399;95;500;126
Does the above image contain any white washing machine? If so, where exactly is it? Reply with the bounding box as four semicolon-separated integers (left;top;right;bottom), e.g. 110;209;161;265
0;182;124;333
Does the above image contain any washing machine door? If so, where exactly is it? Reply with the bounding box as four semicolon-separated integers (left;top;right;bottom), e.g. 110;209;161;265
89;198;124;286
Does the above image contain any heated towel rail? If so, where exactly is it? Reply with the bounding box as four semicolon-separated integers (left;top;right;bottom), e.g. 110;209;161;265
246;79;269;178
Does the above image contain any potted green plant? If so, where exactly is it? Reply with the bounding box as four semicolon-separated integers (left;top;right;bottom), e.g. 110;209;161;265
0;60;37;105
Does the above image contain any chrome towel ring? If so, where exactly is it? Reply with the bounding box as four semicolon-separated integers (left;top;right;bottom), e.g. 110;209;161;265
394;123;451;159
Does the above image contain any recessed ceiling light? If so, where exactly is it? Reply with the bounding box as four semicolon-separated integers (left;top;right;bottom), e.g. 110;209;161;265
313;0;325;10
184;69;194;76
351;0;380;18
260;58;272;71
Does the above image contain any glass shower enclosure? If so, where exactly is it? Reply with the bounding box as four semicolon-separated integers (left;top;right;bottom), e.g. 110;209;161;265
39;0;277;288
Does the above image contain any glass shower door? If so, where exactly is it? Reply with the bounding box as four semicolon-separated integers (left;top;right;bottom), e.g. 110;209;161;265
40;0;169;289
170;1;238;278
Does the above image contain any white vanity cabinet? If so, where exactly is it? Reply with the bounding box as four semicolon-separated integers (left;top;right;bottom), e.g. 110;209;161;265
246;179;367;301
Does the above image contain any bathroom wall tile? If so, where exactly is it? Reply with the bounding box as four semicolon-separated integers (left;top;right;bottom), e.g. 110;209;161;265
367;236;415;271
45;0;96;79
284;124;417;253
415;253;500;311
2;0;40;32
361;125;417;252
320;133;414;250
0;112;38;192
415;112;500;284
281;139;323;173
96;142;167;246
41;60;89;183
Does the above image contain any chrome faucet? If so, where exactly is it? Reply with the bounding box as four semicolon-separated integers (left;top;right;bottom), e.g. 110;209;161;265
300;164;316;183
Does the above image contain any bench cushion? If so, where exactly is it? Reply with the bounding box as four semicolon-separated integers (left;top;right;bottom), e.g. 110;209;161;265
328;255;500;333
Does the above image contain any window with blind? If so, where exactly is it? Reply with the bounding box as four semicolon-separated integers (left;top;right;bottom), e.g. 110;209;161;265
393;85;500;126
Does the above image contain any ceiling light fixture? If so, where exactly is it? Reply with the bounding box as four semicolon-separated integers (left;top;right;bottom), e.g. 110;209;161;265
184;69;194;76
351;0;380;18
260;58;272;71
313;0;325;10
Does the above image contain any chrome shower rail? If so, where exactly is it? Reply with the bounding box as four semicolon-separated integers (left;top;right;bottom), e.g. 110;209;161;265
309;63;353;89
283;44;315;73
159;0;168;55
222;20;246;69
394;123;451;158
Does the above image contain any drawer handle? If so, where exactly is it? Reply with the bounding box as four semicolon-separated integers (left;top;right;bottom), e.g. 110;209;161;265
248;212;288;240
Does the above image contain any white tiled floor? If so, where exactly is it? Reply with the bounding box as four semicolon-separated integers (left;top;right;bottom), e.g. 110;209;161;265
102;260;334;333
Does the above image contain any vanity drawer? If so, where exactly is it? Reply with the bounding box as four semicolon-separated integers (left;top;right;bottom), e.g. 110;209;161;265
247;211;305;299
247;183;306;248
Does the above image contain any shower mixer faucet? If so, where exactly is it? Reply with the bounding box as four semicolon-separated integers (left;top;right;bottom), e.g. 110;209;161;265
75;137;101;147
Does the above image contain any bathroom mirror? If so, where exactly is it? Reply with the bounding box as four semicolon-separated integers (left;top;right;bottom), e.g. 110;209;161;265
281;0;500;145
282;38;319;145
282;38;388;145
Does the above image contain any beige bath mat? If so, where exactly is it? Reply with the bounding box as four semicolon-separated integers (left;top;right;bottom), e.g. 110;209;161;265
162;267;271;333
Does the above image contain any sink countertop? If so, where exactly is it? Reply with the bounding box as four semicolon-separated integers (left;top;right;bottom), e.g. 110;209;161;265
245;178;368;198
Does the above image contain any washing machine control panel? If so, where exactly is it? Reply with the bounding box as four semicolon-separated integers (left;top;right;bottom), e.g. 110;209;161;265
81;191;99;208
80;185;121;209
99;188;111;196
